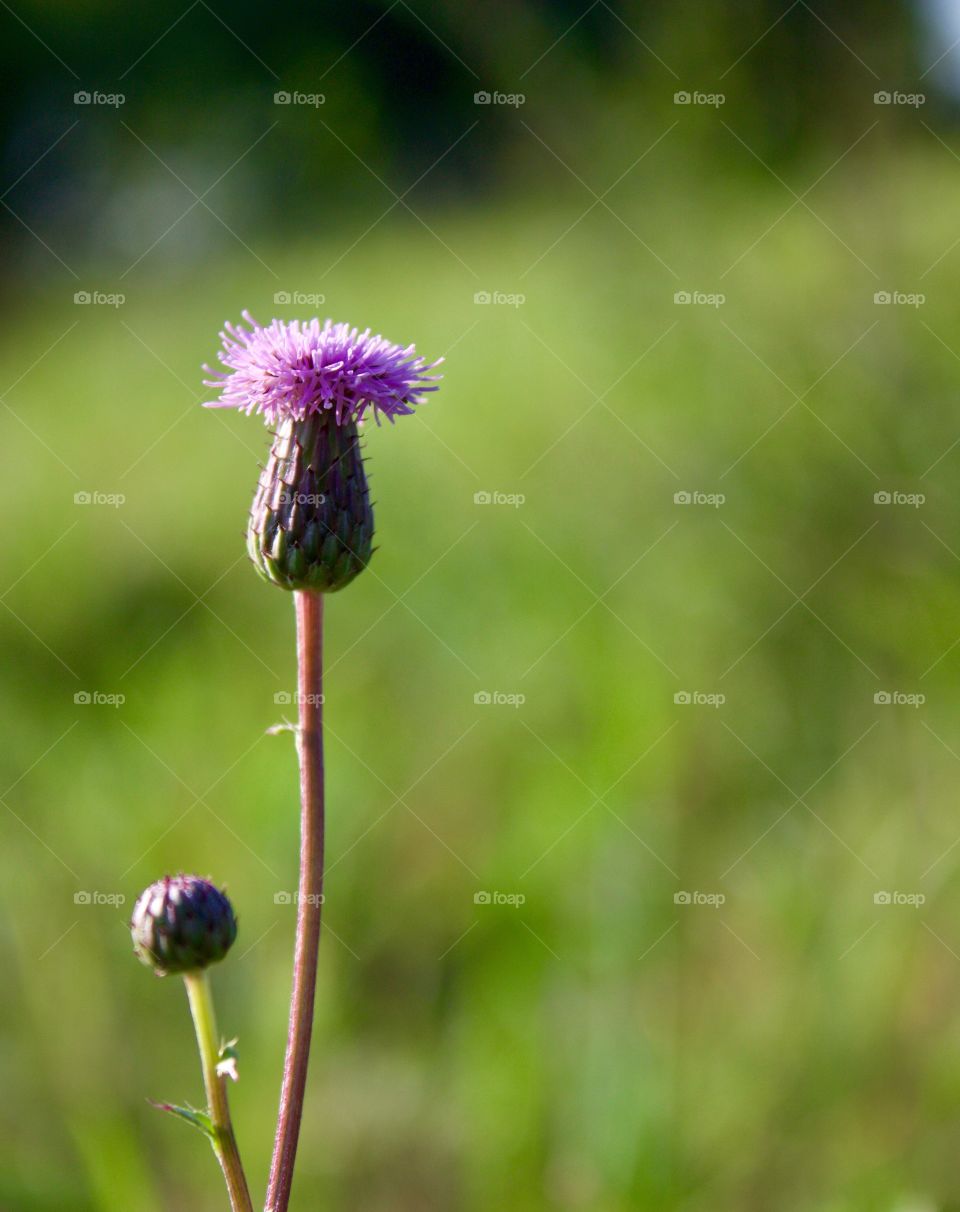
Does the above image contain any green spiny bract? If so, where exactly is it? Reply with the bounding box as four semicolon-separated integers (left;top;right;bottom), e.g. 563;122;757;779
247;413;374;593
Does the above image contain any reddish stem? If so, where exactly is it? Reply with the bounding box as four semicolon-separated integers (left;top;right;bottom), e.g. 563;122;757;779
266;589;325;1212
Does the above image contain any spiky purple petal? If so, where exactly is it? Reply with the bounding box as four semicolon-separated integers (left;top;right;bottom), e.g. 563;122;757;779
203;311;442;426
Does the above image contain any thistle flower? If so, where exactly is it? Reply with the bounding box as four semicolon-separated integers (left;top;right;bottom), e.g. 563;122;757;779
203;313;442;426
203;313;441;593
131;874;237;976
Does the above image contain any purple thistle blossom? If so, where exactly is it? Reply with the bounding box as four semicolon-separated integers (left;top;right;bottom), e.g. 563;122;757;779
203;311;442;426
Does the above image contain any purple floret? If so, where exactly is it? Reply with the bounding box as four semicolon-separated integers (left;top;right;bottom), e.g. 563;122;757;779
204;310;443;426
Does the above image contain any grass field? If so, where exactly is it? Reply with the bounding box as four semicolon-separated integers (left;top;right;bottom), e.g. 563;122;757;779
3;139;960;1211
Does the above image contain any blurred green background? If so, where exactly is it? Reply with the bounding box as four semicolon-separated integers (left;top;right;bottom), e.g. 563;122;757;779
3;2;960;1209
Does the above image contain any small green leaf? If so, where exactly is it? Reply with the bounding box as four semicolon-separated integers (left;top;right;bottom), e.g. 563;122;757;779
149;1099;216;1141
266;721;297;737
217;1038;240;1082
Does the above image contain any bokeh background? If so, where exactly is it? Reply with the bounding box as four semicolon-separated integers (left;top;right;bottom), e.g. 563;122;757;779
2;2;960;1209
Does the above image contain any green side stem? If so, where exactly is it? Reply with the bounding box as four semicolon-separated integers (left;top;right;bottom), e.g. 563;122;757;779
183;970;254;1212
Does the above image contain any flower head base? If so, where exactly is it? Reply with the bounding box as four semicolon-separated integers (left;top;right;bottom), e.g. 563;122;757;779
203;312;442;427
131;875;237;976
248;412;373;592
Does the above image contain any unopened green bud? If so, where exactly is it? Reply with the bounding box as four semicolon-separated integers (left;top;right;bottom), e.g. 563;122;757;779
247;414;374;593
131;875;237;976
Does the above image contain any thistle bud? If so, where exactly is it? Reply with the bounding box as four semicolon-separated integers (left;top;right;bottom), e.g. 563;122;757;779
131;875;237;976
248;413;373;592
